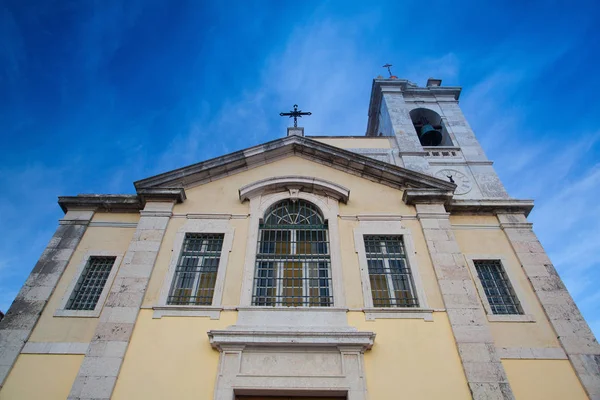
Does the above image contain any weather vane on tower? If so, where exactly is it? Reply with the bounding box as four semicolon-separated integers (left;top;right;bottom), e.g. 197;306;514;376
280;104;312;127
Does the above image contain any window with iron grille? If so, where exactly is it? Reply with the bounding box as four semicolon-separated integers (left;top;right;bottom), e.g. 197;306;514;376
364;235;419;307
252;199;332;307
167;233;224;305
474;259;523;315
66;256;116;311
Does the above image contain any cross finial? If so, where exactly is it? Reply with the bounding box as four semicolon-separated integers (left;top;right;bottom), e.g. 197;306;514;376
382;63;396;79
280;104;312;127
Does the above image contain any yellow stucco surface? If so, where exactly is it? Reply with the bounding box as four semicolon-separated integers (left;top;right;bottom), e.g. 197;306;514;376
453;227;560;348
502;359;587;399
349;312;471;399
310;137;392;149
29;225;135;343
0;354;83;400
112;310;237;400
339;218;444;310
145;156;416;308
173;155;413;216
91;211;140;223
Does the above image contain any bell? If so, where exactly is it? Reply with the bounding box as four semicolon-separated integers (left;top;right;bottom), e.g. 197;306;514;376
419;124;442;146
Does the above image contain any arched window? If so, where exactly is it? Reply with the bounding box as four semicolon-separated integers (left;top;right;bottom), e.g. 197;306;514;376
252;199;332;307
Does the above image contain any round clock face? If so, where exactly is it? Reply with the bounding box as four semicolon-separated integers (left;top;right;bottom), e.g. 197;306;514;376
435;169;473;195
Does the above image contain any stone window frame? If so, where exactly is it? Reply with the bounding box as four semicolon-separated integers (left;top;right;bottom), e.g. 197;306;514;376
239;190;345;308
55;250;123;318
353;220;432;320
154;218;235;319
464;254;535;323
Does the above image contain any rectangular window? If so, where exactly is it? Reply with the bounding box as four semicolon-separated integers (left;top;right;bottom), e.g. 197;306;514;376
167;233;224;305
66;256;116;310
363;235;418;307
474;259;523;315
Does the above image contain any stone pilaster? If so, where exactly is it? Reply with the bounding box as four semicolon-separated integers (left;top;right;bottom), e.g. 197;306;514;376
67;201;174;400
499;213;600;399
417;203;515;399
0;209;93;388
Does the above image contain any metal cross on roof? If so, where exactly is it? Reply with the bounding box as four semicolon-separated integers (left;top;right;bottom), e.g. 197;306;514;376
280;104;312;127
382;63;394;78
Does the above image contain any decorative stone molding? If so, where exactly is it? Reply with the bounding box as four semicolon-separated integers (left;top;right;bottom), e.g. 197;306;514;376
403;188;454;205
448;199;534;217
88;221;138;228
363;308;434;321
239;176;350;203
208;329;375;351
209;306;375;399
0;209;93;388
339;213;406;221
136;187;186;204
59;195;141;213
133;135;455;193
152;306;222;320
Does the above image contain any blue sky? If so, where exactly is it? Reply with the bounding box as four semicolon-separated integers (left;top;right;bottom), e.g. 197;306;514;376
1;1;599;334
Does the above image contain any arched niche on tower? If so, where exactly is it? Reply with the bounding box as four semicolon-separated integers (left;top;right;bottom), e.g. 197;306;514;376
409;108;453;147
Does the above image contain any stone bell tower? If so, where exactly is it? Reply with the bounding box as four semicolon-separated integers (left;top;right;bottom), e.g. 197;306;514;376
365;78;508;200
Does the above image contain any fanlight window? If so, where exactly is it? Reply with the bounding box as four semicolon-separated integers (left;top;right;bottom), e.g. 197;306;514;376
252;199;332;307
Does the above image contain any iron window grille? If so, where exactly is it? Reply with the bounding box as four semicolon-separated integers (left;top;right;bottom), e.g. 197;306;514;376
364;235;419;307
167;233;224;305
474;259;523;315
66;256;116;311
252;199;333;307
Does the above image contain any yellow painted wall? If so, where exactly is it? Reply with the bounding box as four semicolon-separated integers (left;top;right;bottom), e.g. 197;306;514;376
173;156;413;216
112;310;237;400
92;211;140;223
0;354;83;400
339;218;444;310
29;224;135;343
503;359;587;399
349;312;471;399
310;137;392;149
113;312;471;400
145;156;417;308
452;226;560;348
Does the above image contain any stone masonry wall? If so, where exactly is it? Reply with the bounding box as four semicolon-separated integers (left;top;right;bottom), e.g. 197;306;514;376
499;212;600;399
417;203;515;399
0;210;93;388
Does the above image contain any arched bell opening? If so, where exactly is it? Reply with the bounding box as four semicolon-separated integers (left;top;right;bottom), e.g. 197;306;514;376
409;108;452;147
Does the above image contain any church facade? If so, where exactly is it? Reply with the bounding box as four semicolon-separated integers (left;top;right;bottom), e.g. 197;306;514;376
1;77;599;400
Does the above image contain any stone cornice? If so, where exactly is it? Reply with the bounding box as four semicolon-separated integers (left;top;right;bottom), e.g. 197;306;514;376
133;135;455;193
239;176;350;203
58;189;186;214
207;329;376;351
402;188;454;205
58;195;141;213
136;188;186;204
447;199;534;217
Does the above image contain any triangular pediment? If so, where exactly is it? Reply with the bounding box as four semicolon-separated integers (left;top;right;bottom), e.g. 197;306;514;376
133;135;455;194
